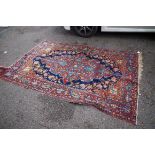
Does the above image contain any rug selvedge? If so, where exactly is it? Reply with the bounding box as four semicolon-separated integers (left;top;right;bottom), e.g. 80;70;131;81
0;40;140;124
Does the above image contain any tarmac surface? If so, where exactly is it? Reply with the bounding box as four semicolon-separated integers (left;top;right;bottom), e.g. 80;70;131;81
0;26;155;128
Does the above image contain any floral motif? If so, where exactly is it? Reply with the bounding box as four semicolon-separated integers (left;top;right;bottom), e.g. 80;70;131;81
32;50;122;92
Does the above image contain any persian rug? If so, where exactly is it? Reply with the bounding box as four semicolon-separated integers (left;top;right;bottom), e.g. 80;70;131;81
0;40;142;124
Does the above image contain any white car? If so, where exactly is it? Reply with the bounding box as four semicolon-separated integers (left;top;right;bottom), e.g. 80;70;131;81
64;26;155;37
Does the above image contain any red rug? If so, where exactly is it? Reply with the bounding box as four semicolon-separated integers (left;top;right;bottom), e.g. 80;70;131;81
0;40;141;124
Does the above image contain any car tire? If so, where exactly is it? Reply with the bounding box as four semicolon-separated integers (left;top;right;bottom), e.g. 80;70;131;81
72;26;98;37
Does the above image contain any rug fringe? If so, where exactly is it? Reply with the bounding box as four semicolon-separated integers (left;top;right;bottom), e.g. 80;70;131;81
136;51;143;125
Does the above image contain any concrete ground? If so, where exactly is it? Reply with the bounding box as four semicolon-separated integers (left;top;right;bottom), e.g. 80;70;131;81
0;26;155;129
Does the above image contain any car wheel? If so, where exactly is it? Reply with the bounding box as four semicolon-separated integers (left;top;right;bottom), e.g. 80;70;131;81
72;26;98;37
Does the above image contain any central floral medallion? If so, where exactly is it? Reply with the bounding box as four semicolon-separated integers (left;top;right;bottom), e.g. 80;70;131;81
32;50;122;91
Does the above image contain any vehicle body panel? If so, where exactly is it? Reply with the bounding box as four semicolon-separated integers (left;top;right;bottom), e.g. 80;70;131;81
64;26;155;32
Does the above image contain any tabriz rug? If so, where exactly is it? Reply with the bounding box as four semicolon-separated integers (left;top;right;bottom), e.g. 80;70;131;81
0;40;142;124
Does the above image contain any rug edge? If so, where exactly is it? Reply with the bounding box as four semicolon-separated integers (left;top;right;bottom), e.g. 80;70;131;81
136;51;143;125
